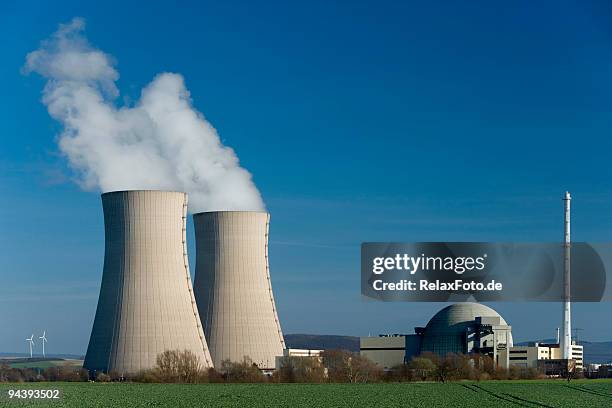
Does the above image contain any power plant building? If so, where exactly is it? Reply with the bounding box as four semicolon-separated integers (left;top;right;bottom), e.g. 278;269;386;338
360;303;513;369
509;342;583;371
84;190;213;374
360;335;421;370
193;211;285;370
419;303;512;367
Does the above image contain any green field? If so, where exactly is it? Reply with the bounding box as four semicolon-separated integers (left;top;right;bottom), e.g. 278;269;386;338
6;359;83;370
0;380;611;407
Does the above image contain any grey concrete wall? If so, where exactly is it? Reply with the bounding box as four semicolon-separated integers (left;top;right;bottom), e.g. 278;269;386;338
193;211;285;369
84;190;213;374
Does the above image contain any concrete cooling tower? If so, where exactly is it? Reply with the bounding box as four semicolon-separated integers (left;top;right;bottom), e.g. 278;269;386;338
84;190;213;374
193;211;285;369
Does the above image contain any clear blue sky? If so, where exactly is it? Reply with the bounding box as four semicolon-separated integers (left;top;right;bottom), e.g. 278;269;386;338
1;0;612;354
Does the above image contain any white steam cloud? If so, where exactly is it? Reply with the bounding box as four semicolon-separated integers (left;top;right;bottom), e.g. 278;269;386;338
23;18;265;213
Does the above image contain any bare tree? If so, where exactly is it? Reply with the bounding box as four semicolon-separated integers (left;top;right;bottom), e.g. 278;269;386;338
386;364;414;382
408;356;437;381
155;349;204;383
444;353;473;380
275;356;325;383
321;350;382;383
435;358;452;383
346;354;382;383
219;357;266;383
321;349;352;382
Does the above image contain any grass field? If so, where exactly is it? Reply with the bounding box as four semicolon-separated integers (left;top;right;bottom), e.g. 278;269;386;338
0;380;611;407
6;359;83;369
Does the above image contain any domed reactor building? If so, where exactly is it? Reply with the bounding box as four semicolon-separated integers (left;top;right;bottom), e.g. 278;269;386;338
84;191;213;375
193;211;285;370
419;303;513;365
360;303;513;370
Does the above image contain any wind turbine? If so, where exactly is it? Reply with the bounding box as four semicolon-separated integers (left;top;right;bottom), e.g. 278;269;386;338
25;335;35;359
39;331;48;358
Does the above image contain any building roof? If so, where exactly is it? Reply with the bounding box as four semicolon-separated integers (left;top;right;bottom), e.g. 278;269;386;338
424;303;508;336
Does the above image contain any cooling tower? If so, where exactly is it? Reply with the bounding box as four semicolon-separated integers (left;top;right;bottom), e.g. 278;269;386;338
84;190;213;374
193;211;285;369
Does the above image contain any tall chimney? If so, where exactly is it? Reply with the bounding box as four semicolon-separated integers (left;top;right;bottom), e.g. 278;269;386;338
561;191;572;359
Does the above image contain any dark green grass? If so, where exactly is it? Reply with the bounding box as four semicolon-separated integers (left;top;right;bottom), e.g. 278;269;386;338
0;379;611;407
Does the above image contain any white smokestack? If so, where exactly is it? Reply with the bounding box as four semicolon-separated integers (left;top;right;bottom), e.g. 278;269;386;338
561;191;572;359
23;18;265;213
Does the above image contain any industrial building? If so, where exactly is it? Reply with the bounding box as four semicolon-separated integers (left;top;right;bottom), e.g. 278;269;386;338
193;211;285;370
276;348;324;369
420;303;512;367
360;334;420;370
586;364;612;378
509;342;583;371
360;303;513;369
360;302;586;375
282;349;324;358
84;191;213;374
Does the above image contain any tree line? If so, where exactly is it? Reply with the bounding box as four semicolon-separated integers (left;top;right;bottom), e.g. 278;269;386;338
0;349;548;383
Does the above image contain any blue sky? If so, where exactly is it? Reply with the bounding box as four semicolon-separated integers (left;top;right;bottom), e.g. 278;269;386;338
1;0;612;354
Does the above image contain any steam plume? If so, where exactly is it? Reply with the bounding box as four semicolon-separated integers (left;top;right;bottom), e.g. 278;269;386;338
23;18;265;212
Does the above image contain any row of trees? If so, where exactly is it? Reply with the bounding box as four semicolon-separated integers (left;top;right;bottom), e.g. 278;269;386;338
276;351;543;383
392;352;543;382
118;349;383;383
0;349;545;383
276;350;382;383
115;350;543;383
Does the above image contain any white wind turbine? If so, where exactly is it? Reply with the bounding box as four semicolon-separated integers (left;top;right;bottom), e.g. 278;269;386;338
25;334;35;359
39;331;48;358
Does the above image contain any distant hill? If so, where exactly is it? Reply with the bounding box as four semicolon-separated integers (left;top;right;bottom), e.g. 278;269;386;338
581;341;612;364
284;334;359;352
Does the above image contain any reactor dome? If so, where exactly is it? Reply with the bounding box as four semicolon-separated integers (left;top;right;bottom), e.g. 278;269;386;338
420;303;513;356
